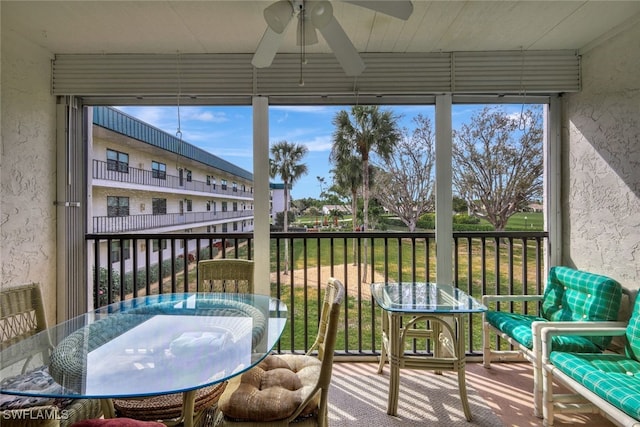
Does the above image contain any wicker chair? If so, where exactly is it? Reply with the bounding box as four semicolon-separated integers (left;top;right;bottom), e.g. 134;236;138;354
197;259;254;293
111;261;254;427
0;283;102;427
214;278;345;427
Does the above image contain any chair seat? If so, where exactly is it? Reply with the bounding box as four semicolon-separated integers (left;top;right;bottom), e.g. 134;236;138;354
113;382;227;421
217;355;321;423
549;351;640;421
0;365;103;427
486;311;603;352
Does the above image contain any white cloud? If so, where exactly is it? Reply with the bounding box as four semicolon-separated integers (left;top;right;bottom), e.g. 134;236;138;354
185;108;230;123
302;135;333;152
115;106;173;129
271;106;334;114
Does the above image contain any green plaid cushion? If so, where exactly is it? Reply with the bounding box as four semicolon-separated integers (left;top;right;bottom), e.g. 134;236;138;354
550;351;640;422
542;266;622;349
485;311;602;352
625;295;640;361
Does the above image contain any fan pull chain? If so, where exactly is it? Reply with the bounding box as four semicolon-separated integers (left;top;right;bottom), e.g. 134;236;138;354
518;48;527;131
175;51;183;170
299;0;306;86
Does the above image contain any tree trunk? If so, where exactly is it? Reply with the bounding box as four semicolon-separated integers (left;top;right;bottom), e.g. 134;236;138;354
283;182;289;275
362;159;369;283
351;189;358;266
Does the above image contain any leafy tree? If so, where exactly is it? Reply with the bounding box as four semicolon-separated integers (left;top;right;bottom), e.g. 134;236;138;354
269;140;309;273
374;114;436;231
331;106;401;282
292;197;321;214
316;176;327;201
452;196;468;213
453;106;543;230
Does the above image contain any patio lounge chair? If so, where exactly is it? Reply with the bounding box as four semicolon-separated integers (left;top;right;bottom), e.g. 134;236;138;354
482;266;623;417
540;293;640;426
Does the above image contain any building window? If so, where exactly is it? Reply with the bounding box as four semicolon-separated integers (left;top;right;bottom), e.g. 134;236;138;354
186;199;193;212
111;240;130;262
221;179;228;190
233;182;237;192
233;202;238;212
152;198;166;215
222;202;228;212
206;201;211;211
222;223;228;232
153;239;167;252
186;170;192;182
242;184;246;192
107;196;129;217
152;161;166;179
107;149;129;173
233;222;238;231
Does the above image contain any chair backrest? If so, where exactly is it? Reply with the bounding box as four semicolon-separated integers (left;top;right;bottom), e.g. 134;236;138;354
197;259;254;293
0;283;47;351
625;295;640;361
542;266;622;349
310;278;345;385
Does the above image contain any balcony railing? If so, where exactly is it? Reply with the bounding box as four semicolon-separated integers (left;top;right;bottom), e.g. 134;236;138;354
92;210;254;233
93;159;253;198
86;230;547;358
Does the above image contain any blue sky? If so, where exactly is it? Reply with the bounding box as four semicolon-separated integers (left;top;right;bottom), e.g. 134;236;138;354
115;104;530;199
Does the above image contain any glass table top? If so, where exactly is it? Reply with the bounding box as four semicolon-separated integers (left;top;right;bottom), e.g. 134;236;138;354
370;282;487;313
0;293;287;399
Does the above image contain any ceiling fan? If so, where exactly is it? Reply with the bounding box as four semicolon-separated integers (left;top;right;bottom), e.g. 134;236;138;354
252;0;413;77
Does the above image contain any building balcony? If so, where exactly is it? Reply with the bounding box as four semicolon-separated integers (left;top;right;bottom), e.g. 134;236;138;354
92;210;254;233
84;230;614;426
92;159;254;199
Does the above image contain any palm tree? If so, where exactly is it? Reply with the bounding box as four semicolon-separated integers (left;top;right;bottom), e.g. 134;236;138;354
330;106;400;281
331;154;364;265
307;206;321;227
269;140;309;274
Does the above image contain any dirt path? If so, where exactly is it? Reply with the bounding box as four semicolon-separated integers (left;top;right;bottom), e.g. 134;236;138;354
269;263;386;299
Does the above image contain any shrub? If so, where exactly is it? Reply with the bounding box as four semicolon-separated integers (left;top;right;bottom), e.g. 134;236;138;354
453;213;480;224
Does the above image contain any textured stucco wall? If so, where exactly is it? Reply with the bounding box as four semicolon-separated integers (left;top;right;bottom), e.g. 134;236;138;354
562;24;640;290
0;29;58;319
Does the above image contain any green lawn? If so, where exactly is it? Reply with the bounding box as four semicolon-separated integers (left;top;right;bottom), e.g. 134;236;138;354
271;232;543;353
294;211;544;231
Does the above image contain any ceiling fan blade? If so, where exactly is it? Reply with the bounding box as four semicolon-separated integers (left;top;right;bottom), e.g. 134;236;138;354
344;1;413;20
316;16;366;76
252;26;287;68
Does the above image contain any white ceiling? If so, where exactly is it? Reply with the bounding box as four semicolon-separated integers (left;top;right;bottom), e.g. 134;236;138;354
3;1;640;59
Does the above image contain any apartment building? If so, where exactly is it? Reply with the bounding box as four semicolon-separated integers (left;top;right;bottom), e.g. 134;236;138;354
89;106;255;269
269;183;289;222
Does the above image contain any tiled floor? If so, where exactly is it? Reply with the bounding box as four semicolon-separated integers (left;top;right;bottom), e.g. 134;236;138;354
331;361;615;427
461;362;612;426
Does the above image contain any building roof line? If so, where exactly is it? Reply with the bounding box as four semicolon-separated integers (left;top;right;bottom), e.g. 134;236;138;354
93;106;253;181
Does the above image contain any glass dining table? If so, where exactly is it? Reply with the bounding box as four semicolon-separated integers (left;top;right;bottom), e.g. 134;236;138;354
0;293;287;427
370;282;486;421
